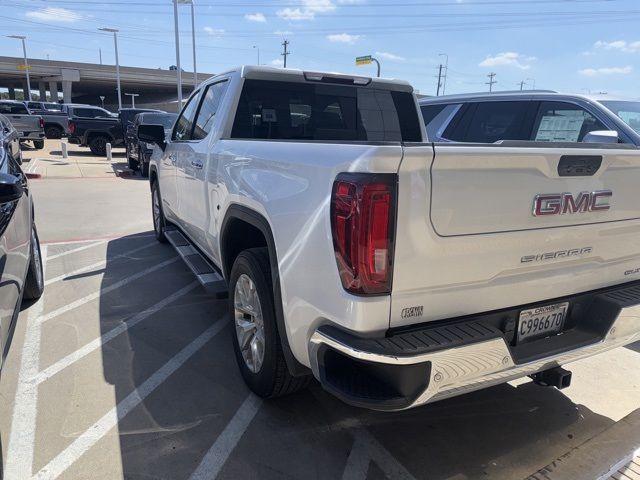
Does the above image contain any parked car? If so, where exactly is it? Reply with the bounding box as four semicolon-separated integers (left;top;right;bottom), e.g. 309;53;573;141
125;112;176;176
22;101;69;139
140;66;640;411
68;107;160;156
0;101;45;149
24;101;64;112
419;91;640;146
0;113;44;371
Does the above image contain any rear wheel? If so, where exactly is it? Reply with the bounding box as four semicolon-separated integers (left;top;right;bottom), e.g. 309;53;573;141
32;140;44;150
151;181;168;243
44;125;63;139
88;136;108;156
230;248;311;398
23;224;44;301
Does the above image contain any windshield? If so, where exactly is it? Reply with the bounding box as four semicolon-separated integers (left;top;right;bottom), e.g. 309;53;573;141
144;113;177;129
600;101;640;134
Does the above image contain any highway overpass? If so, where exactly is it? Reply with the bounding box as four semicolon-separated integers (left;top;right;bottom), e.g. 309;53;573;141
0;56;213;111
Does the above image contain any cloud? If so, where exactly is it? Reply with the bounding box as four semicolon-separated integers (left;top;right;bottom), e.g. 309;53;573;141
579;65;633;76
375;51;405;62
26;7;83;23
270;58;284;66
203;26;225;36
594;40;640;53
479;52;533;70
277;0;336;20
327;33;361;44
245;12;266;22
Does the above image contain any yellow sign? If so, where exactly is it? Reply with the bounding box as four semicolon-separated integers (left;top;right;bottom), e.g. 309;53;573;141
17;64;30;71
356;55;372;66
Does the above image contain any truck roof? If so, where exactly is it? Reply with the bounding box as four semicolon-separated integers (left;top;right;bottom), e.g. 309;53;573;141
419;90;639;104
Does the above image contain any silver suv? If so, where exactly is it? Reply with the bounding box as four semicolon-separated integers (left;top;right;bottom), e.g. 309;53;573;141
419;91;640;146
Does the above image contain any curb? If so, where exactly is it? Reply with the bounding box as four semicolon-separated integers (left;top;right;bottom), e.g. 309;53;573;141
525;408;640;480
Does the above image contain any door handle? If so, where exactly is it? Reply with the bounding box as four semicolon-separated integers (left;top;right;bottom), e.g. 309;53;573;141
191;159;203;169
168;153;177;165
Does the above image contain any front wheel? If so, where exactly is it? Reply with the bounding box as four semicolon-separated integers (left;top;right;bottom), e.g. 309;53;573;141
151;181;168;243
23;224;44;301
44;125;62;139
32;139;44;150
230;248;311;398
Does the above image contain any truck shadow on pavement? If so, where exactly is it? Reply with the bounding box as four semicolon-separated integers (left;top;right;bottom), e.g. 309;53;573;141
96;234;617;480
49;150;126;158
626;341;640;353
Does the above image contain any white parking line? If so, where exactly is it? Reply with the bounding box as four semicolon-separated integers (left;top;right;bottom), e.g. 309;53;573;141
25;158;39;174
46;240;107;261
38;256;179;325
4;246;47;480
45;242;156;286
189;394;263;480
32;318;229;480
33;281;200;385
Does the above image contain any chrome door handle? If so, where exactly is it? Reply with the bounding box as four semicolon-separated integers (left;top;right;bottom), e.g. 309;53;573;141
191;159;203;169
168;153;177;165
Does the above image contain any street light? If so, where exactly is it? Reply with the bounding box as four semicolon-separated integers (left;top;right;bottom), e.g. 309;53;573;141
176;0;197;88
438;53;449;95
253;45;260;65
98;28;122;110
125;93;139;108
7;35;31;101
172;0;183;105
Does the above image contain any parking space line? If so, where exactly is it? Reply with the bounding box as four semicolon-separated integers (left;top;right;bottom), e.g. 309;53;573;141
45;242;156;286
5;246;48;480
46;241;107;261
38;256;179;325
33;281;200;385
189;394;262;480
32;318;229;480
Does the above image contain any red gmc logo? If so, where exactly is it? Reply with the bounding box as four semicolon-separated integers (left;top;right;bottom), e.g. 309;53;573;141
532;190;612;216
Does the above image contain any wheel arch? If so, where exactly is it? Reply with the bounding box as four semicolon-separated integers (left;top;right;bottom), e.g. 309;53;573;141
221;204;310;376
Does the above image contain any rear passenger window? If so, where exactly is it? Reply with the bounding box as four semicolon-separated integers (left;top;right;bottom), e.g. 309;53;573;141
420;104;447;126
230;79;420;142
172;92;200;141
73;108;98;118
444;101;534;143
532;102;606;142
192;80;229;140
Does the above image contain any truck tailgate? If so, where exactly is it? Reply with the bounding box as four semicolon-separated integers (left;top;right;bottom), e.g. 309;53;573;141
390;143;640;328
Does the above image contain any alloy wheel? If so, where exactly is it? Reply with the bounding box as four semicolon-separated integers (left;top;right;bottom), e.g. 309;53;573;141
234;273;265;373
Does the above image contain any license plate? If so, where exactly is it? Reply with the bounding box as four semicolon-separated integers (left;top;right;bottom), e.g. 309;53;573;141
517;302;568;342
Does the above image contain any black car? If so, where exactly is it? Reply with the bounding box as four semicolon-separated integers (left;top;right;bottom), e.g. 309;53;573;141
0;114;44;371
125;112;176;176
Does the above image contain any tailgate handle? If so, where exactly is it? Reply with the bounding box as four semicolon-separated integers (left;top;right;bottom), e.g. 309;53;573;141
558;155;602;177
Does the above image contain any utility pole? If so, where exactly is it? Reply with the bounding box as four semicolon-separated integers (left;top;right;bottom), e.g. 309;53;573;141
438;53;448;95
99;48;102;65
281;39;290;68
486;72;497;92
518;80;526;91
436;64;443;96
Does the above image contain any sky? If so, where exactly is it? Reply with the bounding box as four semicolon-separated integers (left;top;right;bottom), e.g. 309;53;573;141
1;0;640;97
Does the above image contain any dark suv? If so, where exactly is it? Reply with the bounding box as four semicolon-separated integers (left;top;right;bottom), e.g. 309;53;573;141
0;114;44;371
125;112;176;176
419;91;640;146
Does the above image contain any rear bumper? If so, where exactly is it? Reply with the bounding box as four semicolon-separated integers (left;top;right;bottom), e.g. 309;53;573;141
20;132;45;141
308;281;640;411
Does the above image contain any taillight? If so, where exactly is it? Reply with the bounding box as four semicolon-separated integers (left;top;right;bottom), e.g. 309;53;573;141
331;173;397;295
68;120;75;134
39;118;44;129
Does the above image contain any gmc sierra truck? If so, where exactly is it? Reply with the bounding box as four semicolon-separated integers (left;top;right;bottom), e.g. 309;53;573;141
139;66;640;411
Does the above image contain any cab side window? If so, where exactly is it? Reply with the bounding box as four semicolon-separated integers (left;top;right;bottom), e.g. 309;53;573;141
531;102;607;142
172;92;201;141
192;81;229;141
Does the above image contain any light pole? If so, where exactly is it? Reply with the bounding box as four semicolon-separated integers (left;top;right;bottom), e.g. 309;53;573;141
172;0;183;105
438;53;448;95
253;45;260;65
176;0;197;87
125;93;139;107
8;35;31;101
98;28;122;110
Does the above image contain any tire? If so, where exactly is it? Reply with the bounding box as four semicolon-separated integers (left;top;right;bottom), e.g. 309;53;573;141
127;157;139;171
32;140;44;150
44;125;63;139
230;248;311;398
23;224;44;301
88;136;108;156
151;181;168;243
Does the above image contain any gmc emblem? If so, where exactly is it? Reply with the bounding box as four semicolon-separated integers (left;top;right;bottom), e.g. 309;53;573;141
532;190;612;216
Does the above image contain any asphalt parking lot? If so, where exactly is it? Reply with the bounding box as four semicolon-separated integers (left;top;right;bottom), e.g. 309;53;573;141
1;140;640;480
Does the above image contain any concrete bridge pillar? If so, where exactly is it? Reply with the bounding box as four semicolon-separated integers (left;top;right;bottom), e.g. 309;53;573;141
49;81;59;102
39;82;47;101
8;86;15;100
62;80;73;103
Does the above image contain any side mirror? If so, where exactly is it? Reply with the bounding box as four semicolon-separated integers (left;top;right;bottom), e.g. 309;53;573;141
138;124;167;151
0;173;24;203
583;130;619;144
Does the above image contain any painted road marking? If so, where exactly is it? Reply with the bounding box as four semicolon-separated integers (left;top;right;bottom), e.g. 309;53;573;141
4;246;47;480
189;394;262;480
45;242;156;286
37;256;179;325
46;240;107;261
33;281;200;385
32;318;229;480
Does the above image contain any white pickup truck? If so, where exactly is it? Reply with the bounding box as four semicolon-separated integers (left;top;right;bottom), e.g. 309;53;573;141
140;66;640;411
